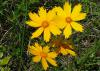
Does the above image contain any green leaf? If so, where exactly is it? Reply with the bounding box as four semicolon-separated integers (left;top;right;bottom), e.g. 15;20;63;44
0;67;4;71
0;52;3;58
76;40;100;65
0;67;10;71
0;56;11;66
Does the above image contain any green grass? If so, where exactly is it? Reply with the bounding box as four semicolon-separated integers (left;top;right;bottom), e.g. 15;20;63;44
0;0;100;71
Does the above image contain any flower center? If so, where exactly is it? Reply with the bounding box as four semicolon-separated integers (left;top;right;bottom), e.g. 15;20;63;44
66;17;72;23
40;52;47;58
42;21;49;28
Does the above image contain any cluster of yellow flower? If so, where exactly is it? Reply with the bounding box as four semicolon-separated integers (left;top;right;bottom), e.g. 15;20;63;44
26;2;86;70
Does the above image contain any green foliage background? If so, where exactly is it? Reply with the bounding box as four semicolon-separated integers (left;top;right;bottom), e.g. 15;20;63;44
0;0;100;71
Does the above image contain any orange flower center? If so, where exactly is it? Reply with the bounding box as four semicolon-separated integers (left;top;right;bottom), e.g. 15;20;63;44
40;52;47;58
42;21;49;28
66;17;72;23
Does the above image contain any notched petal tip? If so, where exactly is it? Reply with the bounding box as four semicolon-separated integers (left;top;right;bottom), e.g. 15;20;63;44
53;6;63;13
75;3;82;8
42;58;49;70
38;6;46;13
64;1;70;6
39;6;45;10
28;12;34;17
71;22;84;32
63;24;72;39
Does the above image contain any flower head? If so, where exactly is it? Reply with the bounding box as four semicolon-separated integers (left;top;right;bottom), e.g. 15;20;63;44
59;45;76;56
26;7;61;42
51;39;76;56
28;43;57;70
54;2;86;38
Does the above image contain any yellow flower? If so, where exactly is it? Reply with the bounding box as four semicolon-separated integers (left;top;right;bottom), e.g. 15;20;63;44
53;2;86;38
51;39;76;56
28;43;57;70
26;7;61;42
60;46;76;56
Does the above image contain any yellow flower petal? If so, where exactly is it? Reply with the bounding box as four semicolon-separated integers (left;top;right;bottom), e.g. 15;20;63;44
38;7;46;20
66;49;76;56
64;23;72;38
32;56;41;62
71;22;84;32
31;27;44;39
68;44;73;49
26;21;41;27
72;13;86;21
49;25;61;35
48;52;57;58
29;50;39;55
43;46;50;53
28;46;40;55
34;43;42;52
46;58;57;66
53;7;66;17
71;4;82;18
41;58;48;70
63;2;71;17
47;10;55;21
44;27;51;42
60;47;68;55
28;12;40;22
53;16;66;29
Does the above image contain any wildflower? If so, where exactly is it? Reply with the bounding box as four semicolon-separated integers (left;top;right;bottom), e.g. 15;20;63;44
54;2;86;38
28;43;57;70
59;45;76;56
51;39;76;56
26;7;61;42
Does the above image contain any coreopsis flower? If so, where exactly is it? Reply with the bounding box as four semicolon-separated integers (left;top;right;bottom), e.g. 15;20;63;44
59;45;76;56
53;2;86;38
28;43;57;70
51;39;76;56
26;7;61;42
